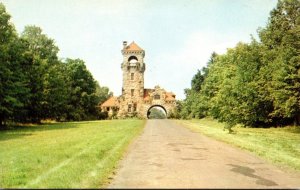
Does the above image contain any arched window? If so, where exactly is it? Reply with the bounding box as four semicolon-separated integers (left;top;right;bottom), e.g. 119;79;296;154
154;94;160;100
128;56;138;63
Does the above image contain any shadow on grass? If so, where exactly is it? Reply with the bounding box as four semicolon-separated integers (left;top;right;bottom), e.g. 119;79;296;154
0;122;79;142
288;127;300;134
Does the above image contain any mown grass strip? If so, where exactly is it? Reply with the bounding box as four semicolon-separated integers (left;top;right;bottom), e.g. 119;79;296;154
176;118;300;171
0;119;145;188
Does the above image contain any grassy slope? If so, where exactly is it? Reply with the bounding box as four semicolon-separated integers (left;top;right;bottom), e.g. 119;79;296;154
176;118;300;171
0;119;145;188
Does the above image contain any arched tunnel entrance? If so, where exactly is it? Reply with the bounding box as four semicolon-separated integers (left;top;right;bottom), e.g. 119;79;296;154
147;105;167;119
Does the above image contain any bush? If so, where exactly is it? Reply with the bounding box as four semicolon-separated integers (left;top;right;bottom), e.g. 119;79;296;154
98;111;108;120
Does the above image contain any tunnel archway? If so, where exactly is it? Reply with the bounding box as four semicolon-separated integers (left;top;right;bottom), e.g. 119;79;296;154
147;105;167;119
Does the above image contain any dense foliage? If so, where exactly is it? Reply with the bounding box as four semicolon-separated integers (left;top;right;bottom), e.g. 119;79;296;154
0;3;111;126
181;0;300;128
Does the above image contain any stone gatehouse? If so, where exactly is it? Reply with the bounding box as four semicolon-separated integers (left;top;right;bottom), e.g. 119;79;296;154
100;41;176;118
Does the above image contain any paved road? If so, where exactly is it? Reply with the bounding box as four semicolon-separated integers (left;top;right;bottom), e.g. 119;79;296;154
108;119;300;188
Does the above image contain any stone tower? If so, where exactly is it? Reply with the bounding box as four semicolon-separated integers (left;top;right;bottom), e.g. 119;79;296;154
118;41;145;116
100;41;176;119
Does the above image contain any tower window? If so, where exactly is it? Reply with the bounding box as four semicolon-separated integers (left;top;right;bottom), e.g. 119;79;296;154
128;104;132;112
131;89;134;96
131;73;134;80
128;56;138;63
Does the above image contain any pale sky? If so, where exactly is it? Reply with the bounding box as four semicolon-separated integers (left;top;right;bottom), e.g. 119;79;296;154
2;0;277;99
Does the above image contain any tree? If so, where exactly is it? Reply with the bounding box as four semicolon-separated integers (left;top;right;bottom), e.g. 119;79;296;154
168;100;183;119
209;42;268;128
181;52;218;119
0;3;29;126
191;70;205;92
0;4;111;124
42;62;71;121
20;25;61;123
96;83;112;106
181;0;299;128
21;26;59;62
259;0;300;125
65;58;99;120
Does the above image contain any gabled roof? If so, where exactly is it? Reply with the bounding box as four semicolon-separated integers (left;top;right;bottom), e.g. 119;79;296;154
101;96;119;107
124;41;143;51
143;89;176;101
165;92;176;101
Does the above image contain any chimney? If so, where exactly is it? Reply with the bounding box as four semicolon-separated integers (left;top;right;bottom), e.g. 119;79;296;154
123;41;127;49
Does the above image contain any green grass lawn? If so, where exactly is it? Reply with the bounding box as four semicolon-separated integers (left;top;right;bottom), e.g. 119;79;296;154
176;118;300;171
0;119;145;188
